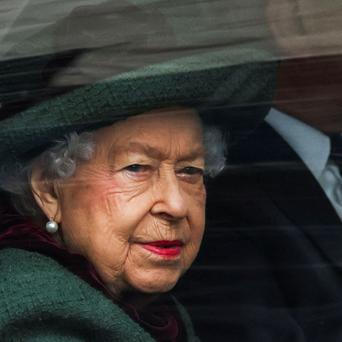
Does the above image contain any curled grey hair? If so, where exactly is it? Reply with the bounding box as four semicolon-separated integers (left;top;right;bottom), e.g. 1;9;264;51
1;132;95;220
2;125;226;219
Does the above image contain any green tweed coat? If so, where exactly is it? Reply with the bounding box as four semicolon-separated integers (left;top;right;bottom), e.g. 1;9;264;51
0;248;199;341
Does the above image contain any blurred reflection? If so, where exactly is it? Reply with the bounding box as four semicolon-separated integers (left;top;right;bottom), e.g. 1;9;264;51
1;0;342;341
266;0;342;58
177;1;342;341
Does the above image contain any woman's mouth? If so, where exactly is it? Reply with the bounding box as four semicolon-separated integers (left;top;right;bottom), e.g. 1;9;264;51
140;240;183;257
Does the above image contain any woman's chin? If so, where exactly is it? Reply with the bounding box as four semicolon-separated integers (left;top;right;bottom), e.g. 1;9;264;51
124;270;182;295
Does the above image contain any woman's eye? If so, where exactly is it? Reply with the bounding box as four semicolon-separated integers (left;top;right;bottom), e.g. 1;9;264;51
179;167;204;176
124;164;149;173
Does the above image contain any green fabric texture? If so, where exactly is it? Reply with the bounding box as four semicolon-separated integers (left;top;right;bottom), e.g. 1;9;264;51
0;248;199;341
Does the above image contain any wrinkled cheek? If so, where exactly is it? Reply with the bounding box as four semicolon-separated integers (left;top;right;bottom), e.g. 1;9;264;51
187;215;206;268
202;186;207;207
191;184;206;208
94;190;137;239
181;242;202;273
125;244;148;268
187;204;206;261
192;189;206;231
81;221;132;294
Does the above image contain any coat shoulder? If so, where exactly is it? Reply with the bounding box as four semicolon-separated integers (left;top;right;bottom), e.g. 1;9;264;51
0;248;153;342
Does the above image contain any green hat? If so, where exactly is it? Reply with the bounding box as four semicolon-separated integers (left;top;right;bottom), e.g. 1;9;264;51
0;0;276;179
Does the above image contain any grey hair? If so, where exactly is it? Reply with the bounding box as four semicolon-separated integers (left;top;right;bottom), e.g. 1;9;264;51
1;132;95;220
2;125;226;219
40;132;95;179
203;126;227;177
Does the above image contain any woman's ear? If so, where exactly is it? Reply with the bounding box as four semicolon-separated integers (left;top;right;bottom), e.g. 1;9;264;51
30;166;61;223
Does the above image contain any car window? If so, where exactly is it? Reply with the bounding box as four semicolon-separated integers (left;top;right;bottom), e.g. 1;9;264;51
1;1;342;341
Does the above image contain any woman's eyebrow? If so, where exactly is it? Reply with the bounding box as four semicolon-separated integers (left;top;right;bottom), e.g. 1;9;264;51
114;142;205;160
109;142;163;159
178;147;206;162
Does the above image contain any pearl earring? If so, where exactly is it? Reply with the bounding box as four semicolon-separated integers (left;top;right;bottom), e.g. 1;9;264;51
45;218;59;234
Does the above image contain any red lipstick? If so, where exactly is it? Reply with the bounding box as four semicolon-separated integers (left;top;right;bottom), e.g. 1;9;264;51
141;240;183;257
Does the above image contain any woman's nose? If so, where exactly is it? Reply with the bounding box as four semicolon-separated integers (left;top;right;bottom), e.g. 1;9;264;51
150;172;188;220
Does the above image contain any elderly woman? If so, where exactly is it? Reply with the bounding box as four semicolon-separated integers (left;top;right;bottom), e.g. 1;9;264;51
0;1;275;340
0;105;225;341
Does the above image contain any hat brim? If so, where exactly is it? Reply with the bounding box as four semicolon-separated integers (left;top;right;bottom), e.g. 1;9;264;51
0;47;276;176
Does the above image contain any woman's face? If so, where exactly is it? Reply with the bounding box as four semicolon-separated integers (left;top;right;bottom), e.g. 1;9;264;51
54;108;206;297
